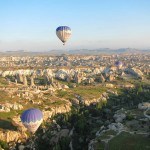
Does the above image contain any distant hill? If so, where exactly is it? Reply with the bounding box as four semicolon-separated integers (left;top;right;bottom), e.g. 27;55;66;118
48;48;150;55
0;48;150;56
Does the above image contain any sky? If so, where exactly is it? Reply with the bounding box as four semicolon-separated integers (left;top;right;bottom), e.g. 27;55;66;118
0;0;150;51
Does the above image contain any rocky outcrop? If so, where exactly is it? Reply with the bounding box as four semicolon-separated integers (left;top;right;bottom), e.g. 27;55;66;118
30;76;35;86
88;139;99;150
113;110;126;123
75;92;108;106
50;129;70;145
105;83;114;88
0;103;23;112
43;102;71;121
16;74;23;83
61;84;69;89
99;74;105;83
55;70;68;80
89;122;124;150
74;71;82;84
84;78;95;84
11;103;23;110
71;98;79;106
108;123;124;132
125;68;144;79
23;75;28;86
138;102;150;110
0;105;10;112
0;101;72;143
12;116;27;132
0;130;27;143
107;74;115;81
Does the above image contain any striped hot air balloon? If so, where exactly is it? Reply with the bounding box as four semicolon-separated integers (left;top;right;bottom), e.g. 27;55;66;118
115;61;123;69
56;26;71;45
21;108;43;133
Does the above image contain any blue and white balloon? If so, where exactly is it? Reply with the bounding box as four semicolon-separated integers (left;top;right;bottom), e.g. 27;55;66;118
21;108;43;133
56;26;71;45
115;61;123;69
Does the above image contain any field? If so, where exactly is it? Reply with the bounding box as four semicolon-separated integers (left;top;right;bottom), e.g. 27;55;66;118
57;85;107;100
108;132;150;150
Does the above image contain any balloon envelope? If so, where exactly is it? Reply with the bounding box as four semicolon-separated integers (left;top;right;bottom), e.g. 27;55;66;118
115;61;123;68
21;108;43;133
56;26;71;45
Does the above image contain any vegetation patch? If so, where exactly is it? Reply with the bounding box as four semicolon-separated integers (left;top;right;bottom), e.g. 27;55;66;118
97;130;117;141
0;90;10;102
56;90;68;98
0;111;16;120
56;85;107;100
108;132;150;150
0;140;9;150
0;77;8;86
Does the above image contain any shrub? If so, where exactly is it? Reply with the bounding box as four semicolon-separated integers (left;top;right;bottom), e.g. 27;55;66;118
57;90;68;98
0;140;9;149
126;113;134;120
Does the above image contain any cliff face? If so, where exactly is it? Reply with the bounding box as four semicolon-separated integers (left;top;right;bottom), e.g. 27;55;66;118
0;130;27;143
0;103;23;112
0;101;72;143
1;68;105;78
84;95;108;106
0;92;108;143
43;102;72;121
12;116;27;132
75;92;109;106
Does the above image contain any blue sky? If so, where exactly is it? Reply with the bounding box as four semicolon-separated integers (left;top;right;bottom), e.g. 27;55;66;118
0;0;150;51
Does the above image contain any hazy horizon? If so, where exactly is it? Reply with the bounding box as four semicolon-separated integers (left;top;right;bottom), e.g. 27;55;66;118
0;0;150;51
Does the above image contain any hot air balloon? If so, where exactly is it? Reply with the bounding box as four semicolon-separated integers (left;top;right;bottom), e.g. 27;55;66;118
56;26;71;45
115;61;123;69
21;108;43;133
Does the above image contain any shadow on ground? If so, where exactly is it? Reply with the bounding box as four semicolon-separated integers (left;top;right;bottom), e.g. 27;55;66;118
0;119;17;131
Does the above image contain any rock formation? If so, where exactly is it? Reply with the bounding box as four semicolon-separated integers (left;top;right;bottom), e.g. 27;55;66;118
0;130;27;143
16;74;23;83
74;71;82;84
23;75;28;86
30;75;35;86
